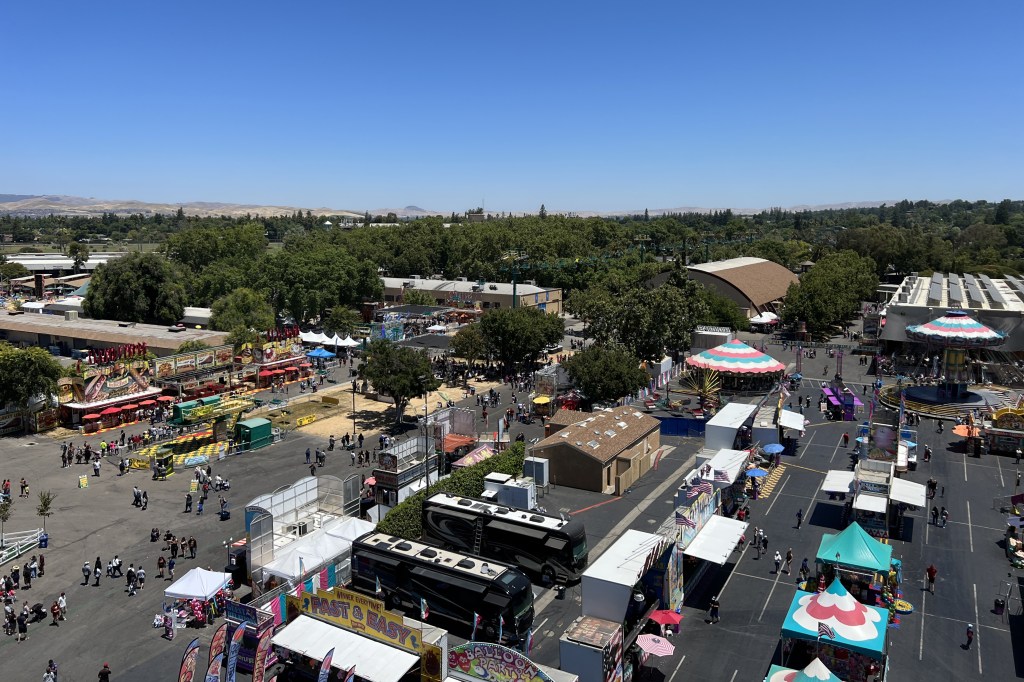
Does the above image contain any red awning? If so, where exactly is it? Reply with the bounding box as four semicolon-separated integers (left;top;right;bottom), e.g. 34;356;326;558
121;404;139;411
284;366;299;371
139;400;157;407
258;370;274;377
299;362;312;367
83;413;102;420
272;369;286;375
157;396;176;402
100;406;122;415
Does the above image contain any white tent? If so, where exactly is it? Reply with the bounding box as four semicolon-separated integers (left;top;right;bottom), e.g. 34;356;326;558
299;331;320;344
338;336;360;348
261;517;375;581
426;324;447;332
164;567;232;601
750;312;780;324
326;334;344;346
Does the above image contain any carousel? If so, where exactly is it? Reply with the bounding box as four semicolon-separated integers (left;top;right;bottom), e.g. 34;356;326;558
903;311;1007;405
685;340;786;392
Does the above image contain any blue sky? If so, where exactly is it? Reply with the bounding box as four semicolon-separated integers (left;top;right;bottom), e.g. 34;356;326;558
3;1;1022;213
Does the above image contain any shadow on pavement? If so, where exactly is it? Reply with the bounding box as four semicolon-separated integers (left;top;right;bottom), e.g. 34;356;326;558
808;502;845;530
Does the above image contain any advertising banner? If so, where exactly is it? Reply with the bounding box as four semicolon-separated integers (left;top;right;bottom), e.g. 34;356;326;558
285;587;423;655
208;622;229;667
252;627;274;682
225;620;248;682
61;359;153;405
447;643;553;682
205;653;223;682
178;637;201;682
175;353;198;375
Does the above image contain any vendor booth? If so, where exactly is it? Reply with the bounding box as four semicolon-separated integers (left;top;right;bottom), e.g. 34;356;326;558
821;460;926;540
164;567;232;629
780;579;889;682
815;523;894;605
766;657;845;682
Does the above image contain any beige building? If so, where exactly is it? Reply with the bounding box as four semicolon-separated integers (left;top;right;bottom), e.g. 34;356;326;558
534;406;661;495
381;276;562;314
685;257;799;317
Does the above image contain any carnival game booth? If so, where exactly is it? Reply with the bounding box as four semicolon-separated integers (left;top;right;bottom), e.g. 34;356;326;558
814;523;894;604
685;340;786;391
235;327;312;390
766;657;846;682
779;579;889;682
983;406;1024;454
822;461;926;541
57;343;163;429
164;568;232;629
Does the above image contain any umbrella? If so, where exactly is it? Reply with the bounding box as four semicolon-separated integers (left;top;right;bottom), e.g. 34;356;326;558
636;634;674;657
364;477;376;486
747;468;769;478
259;370;274;377
903;440;917;448
763;443;785;454
299;362;312;368
157;396;176;402
791;373;803;380
648;610;684;626
284;366;299;372
121;404;139;411
272;369;286;375
100;406;122;416
139;400;157;407
83;413;102;420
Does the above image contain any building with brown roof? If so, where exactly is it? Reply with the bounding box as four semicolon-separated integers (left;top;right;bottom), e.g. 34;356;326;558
546;408;590;434
686;257;799;318
533;406;661;495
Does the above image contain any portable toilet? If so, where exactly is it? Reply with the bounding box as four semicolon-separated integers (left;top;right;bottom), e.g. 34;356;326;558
235;418;273;451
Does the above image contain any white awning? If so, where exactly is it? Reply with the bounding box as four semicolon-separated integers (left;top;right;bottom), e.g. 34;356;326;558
889;478;927;507
822;470;855;494
853;493;888;513
272;615;419;682
778;409;805;432
683;515;749;565
701;448;748;487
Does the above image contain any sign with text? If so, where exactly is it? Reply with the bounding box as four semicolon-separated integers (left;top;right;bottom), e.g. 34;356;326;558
285;587;423;655
447;643;554;682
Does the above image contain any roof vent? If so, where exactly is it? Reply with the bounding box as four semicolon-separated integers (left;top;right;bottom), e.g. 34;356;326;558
395;542;413;552
456;559;475;569
419;548;438;559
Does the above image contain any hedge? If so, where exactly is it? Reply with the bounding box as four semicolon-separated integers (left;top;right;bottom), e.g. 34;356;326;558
376;441;526;540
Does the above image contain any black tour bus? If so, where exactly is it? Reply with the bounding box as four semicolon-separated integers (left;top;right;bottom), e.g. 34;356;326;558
421;493;588;584
350;531;535;644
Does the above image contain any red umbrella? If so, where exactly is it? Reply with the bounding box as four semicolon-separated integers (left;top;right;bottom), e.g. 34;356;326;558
284;366;299;371
258;370;274;377
649;610;684;626
157;396;175;402
299;362;312;367
272;369;286;375
83;413;102;420
139;400;157;407
121;404;139;411
100;406;122;416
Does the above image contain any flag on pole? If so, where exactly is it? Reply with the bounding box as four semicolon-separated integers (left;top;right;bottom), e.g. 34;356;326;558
252;627;274;682
208;622;229;668
225;622;248;682
525;628;534;653
204;654;223;682
471;612;482;640
696;481;713;495
317;648;335;682
420;598;429;620
686;486;702;499
178;637;201;682
298;556;305;579
375;576;382;596
675;511;696;528
498;615;504;643
817;622;837;640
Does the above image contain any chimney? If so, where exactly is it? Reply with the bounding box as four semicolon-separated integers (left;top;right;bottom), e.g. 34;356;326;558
34;274;45;298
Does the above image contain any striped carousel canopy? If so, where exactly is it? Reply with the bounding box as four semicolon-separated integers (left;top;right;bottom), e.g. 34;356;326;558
905;311;1007;348
685;340;786;375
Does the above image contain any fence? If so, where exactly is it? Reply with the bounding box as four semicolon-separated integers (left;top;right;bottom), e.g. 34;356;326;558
0;528;44;566
656;416;706;438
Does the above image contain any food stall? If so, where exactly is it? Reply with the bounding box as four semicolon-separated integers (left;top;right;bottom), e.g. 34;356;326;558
163;567;232;629
766;657;845;682
779;579;889;682
814;523;895;607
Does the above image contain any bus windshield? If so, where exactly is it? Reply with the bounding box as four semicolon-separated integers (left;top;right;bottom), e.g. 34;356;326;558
571;534;588;562
498;571;533;618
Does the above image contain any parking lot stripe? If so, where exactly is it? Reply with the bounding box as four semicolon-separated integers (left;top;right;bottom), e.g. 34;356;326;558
797;431;816;460
668;655;685;682
918;587;926;660
966;501;974;553
974;583;982;675
758;570;783;622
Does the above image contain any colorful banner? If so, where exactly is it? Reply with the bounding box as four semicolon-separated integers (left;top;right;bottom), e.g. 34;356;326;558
59;358;153;405
252;627;273;682
205;653;223;682
317;647;335;682
175;353;198;375
155;357;176;380
178;637;201;682
447;643;554;682
209;622;229;667
225;620;249;682
285;588;423;655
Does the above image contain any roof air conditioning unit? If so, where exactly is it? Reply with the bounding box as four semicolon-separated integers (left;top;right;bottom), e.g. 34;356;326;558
489;284;498;290
64;311;79;321
410;275;421;280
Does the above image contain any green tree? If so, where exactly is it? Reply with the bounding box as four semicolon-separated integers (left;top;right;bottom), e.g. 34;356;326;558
0;498;12;547
66;241;91;272
701;289;750;331
36;490;56;531
563;345;648;404
0;261;29;281
539;204;548;220
0;345;63;410
450;323;488;367
323;307;361;337
479;307;564;371
83;252;186;324
165;222;267;273
359;340;440;422
782;250;878;336
176;340;211;353
401;289;435;306
210;288;275;335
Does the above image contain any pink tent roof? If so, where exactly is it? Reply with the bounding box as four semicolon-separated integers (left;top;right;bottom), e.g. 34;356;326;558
905;310;1007;348
685;340;786;374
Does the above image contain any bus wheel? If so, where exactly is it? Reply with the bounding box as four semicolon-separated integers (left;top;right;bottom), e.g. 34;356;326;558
483;624;496;640
542;565;557;586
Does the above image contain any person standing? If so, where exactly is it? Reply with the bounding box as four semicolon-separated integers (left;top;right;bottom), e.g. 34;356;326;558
196;498;204;516
785;548;794;574
774;550;782;574
964;623;974;650
796;508;803;529
82;562;91;586
940;507;949;528
708;595;720;624
93;558;102;586
305;448;311;464
799;558;810;582
157;555;166;579
188;536;197;559
926;564;937;594
167;557;176;580
137;566;146;590
185;493;193;513
50;600;60;626
931;506;939;525
93;459;101;477
98;663;112;681
57;592;67;620
842;432;850;447
15;610;27;642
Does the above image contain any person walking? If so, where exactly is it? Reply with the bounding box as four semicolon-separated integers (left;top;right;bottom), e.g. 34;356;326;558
93;459;101;477
93;558;102;586
940;507;949;528
931;506;939;525
774;550;782;574
785;548;794;574
796;508;803;529
708;595;720;624
761;533;769;556
57;592;67;620
799;558;810;582
184;493;193;513
964;624;974;650
157;555;166;579
137;566;146;590
98;663;112;681
196;498;204;516
82;562;91;586
50;600;60;626
167;557;176;580
926;564;937;594
305;448;311;465
842;432;850;447
141;491;148;510
188;536;197;559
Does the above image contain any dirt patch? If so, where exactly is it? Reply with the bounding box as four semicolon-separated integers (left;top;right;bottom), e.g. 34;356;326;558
264;399;342;430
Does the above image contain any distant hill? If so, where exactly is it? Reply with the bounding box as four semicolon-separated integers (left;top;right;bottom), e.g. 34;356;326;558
0;194;370;219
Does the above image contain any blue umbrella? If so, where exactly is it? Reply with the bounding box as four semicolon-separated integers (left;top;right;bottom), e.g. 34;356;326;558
763;443;785;454
903;440;917;448
747;468;769;478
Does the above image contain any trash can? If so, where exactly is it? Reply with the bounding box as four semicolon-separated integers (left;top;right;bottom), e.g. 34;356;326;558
995;598;1006;615
38;533;49;549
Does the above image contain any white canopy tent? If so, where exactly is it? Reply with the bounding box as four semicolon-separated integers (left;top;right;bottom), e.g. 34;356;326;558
426;324;447;332
261;517;375;581
326;334;344;346
299;331;321;344
778;409;806;432
338;336;360;348
750;312;779;324
822;470;855;494
164;568;232;601
853;493;888;513
889;478;927;507
683;515;749;565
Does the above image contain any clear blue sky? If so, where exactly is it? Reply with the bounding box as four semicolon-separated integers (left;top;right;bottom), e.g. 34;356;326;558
3;1;1022;214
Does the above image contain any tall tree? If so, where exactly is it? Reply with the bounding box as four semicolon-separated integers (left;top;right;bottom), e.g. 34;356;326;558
210;288;275;335
479;307;564;371
323;307;361;337
66;241;90;272
401;289;435;306
359;340;439;422
563;345;648;404
450;323;487;366
0;345;63;410
83;252;186;324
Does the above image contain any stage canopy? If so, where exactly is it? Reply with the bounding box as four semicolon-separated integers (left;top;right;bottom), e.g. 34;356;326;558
685;340;786;375
164;568;231;601
905;310;1007;348
816;522;892;573
766;658;844;682
781;579;889;660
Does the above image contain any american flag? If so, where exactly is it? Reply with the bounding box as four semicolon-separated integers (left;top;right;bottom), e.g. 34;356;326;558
817;622;837;640
697;482;714;495
675;511;696;528
686;486;702;499
713;469;730;483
